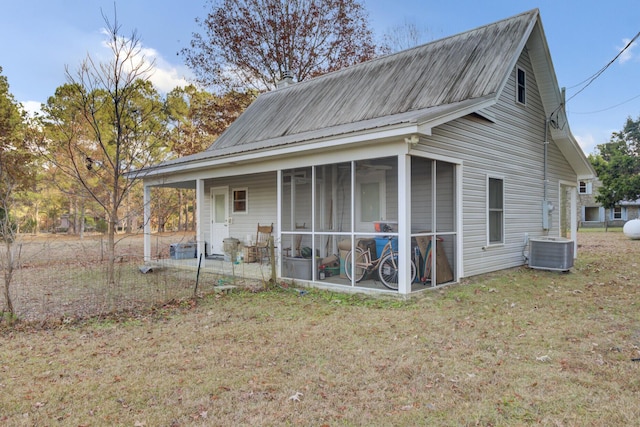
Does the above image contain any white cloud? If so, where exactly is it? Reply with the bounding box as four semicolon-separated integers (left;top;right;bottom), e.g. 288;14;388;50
617;37;637;64
141;46;192;93
574;132;597;156
98;31;193;94
21;101;43;118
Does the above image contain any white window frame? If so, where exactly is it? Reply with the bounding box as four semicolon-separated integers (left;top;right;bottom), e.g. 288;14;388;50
578;181;592;195
355;169;386;231
487;175;504;245
232;187;248;214
612;206;625;220
516;66;526;105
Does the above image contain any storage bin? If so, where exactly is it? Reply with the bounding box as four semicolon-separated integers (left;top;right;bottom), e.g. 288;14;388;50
170;243;196;260
282;256;312;280
375;237;398;258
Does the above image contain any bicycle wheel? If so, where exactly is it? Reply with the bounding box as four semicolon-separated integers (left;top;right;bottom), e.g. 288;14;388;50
378;255;417;290
344;248;367;282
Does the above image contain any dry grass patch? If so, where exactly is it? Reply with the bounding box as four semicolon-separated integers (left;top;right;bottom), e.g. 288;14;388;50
1;231;640;426
3;232;206;321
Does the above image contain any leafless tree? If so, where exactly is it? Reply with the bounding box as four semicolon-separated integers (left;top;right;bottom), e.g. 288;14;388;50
382;17;439;53
45;10;164;285
182;0;378;91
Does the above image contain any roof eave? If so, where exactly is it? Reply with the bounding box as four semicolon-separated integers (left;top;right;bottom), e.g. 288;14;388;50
524;13;596;181
135;122;421;181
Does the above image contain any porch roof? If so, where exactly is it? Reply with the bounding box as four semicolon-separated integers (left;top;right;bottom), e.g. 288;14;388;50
137;9;595;181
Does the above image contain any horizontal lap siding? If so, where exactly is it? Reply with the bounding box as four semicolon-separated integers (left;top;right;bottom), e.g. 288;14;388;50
419;49;577;277
204;172;277;247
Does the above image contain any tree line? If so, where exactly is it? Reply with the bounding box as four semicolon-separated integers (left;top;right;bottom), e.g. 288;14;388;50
0;0;434;315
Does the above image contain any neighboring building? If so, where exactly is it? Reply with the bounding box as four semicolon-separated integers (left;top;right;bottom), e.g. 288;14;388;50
578;179;640;227
134;9;595;295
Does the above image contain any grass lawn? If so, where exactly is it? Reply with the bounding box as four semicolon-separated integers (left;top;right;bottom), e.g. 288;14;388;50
1;231;639;426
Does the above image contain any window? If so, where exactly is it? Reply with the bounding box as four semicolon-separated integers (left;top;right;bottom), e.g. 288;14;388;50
488;177;504;244
232;188;248;213
516;67;526;105
355;168;386;232
578;181;591;194
612;206;624;220
584;206;600;222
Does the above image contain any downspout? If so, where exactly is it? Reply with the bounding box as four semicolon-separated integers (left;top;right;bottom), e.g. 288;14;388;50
542;118;550;231
544;118;548;202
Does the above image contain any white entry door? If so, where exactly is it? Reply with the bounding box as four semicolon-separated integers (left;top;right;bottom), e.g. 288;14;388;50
210;186;229;255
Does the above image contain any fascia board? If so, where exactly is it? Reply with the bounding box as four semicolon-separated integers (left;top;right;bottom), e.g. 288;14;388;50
137;123;420;180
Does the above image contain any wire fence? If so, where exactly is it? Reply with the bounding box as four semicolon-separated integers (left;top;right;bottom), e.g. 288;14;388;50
0;232;269;323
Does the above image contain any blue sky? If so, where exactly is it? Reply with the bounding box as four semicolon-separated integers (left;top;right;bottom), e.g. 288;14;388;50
1;0;639;156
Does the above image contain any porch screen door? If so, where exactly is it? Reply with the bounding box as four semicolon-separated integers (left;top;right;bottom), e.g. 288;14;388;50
210;186;229;255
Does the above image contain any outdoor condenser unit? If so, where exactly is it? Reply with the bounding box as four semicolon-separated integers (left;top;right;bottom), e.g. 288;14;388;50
528;237;574;271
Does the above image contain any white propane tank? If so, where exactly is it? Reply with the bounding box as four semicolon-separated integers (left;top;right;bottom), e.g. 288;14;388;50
623;218;640;240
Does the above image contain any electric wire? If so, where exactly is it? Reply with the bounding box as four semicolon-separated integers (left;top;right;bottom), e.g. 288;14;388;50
550;30;640;121
570;92;640;115
565;31;640;105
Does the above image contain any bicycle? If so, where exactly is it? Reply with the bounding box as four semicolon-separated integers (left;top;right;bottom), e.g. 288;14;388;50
344;235;416;290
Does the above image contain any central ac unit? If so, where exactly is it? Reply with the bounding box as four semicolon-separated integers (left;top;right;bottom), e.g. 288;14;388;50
528;237;574;271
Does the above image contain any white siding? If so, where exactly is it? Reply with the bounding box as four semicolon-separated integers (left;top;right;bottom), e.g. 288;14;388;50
416;47;577;277
203;172;277;247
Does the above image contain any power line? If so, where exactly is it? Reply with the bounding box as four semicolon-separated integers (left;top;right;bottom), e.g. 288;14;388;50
550;30;640;124
565;31;640;105
569;92;640;115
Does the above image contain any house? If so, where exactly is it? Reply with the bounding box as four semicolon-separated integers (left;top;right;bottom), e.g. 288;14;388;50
135;9;595;295
578;179;640;227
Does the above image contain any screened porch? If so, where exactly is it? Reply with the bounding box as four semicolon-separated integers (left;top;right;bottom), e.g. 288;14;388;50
279;155;458;295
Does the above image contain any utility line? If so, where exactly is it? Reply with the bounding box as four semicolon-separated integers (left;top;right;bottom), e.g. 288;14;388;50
569;92;640;114
565;31;640;105
550;30;640;123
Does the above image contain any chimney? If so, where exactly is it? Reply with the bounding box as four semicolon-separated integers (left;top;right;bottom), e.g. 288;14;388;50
277;69;294;89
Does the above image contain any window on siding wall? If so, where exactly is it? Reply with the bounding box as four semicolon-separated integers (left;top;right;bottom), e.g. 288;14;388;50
488;177;504;244
232;188;248;214
578;181;592;194
612;206;624;220
516;67;526;105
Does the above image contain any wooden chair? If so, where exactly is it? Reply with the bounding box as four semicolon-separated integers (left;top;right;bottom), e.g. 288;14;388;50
256;223;273;263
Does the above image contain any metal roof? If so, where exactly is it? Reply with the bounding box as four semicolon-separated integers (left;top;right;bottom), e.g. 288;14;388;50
208;9;537;153
139;9;594;180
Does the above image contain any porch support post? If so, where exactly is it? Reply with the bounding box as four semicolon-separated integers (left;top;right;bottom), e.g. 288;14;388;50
143;184;151;262
456;164;464;280
196;178;205;257
397;154;411;295
276;169;282;277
